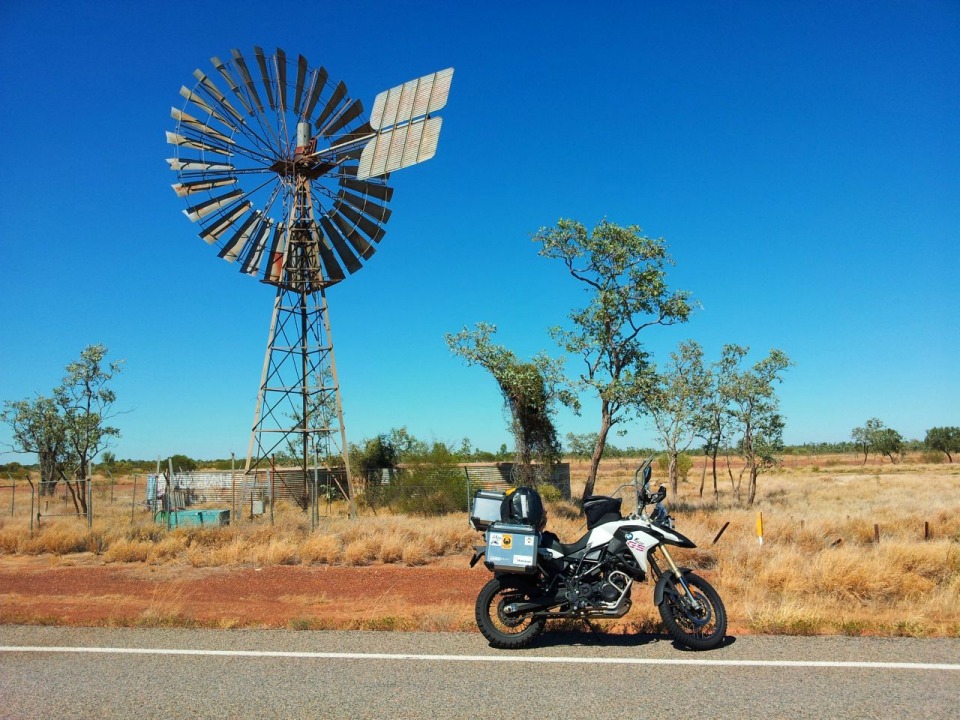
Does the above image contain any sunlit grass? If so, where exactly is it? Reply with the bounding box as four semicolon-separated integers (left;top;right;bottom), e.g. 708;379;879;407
0;455;958;635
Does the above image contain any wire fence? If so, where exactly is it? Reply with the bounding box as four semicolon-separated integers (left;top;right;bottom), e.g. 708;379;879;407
0;462;572;531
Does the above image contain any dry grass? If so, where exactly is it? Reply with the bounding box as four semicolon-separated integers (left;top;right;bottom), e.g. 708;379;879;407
1;457;958;636
574;458;960;637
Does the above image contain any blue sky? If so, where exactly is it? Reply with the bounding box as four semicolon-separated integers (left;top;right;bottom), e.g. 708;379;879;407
1;1;957;462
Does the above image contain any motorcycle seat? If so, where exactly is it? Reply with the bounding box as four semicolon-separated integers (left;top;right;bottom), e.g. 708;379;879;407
541;530;590;557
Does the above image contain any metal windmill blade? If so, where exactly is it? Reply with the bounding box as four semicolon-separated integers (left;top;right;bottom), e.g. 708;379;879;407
167;48;435;289
166;48;454;516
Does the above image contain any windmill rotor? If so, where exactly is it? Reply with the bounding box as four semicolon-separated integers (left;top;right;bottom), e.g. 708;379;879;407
169;47;453;288
166;47;453;509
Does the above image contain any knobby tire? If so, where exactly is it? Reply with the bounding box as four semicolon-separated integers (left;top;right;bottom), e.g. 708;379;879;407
657;571;727;651
475;577;546;649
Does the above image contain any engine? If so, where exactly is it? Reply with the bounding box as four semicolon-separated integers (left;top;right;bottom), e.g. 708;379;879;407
563;567;632;615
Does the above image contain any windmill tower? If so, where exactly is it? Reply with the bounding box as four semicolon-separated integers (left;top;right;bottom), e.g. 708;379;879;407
167;47;453;509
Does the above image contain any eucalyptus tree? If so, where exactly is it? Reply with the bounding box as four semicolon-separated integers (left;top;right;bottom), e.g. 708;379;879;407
446;322;575;485
647;340;710;496
873;426;905;463
851;417;885;465
534;219;693;502
925;426;960;463
695;345;742;504
723;347;791;505
0;395;72;497
54;344;123;514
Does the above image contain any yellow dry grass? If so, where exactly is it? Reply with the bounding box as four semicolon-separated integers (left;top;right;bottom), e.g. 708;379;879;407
573;456;960;636
1;456;958;636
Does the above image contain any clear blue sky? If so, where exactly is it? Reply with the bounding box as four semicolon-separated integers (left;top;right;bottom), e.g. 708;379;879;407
1;1;957;462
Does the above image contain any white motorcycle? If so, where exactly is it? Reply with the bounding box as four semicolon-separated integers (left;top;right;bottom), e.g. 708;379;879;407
470;457;727;650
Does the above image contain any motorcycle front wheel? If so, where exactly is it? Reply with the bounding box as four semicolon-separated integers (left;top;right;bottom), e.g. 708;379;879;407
475;577;546;649
657;572;727;650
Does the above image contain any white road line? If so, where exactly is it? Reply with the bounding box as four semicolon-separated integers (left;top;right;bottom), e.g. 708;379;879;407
1;646;958;671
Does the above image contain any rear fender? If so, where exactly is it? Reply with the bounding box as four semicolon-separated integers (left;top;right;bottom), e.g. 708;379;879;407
469;545;485;568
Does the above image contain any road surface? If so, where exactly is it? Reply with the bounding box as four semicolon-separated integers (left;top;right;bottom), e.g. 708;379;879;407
1;626;957;719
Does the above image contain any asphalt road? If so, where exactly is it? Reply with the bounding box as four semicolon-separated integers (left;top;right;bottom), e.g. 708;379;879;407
1;626;958;719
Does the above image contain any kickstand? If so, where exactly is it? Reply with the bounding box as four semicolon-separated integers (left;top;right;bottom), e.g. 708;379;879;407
582;617;605;643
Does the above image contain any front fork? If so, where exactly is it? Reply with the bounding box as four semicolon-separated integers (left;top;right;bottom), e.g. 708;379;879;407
654;545;703;611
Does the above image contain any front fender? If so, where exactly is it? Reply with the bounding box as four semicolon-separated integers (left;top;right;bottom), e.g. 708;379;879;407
653;567;693;606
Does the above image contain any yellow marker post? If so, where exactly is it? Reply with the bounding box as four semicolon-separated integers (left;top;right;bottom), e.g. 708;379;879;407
756;512;764;546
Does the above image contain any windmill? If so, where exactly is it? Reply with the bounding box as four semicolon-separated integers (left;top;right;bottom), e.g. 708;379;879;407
167;47;453;510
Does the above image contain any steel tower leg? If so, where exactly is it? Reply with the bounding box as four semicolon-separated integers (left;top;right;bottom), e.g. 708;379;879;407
244;174;356;517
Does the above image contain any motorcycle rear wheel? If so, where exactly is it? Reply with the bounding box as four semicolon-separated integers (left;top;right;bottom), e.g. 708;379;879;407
475;577;546;649
657;572;727;650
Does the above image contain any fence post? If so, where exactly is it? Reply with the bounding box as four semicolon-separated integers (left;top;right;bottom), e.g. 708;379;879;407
269;468;275;527
87;466;93;529
231;452;236;526
9;473;14;516
756;512;764;546
131;474;139;524
874;523;880;544
167;458;174;531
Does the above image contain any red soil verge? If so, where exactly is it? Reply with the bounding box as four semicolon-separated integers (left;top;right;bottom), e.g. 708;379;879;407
0;555;489;630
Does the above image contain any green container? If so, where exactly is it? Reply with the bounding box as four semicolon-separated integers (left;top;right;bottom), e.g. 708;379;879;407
155;509;230;527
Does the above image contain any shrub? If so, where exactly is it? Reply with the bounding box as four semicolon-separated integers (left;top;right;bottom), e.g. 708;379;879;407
381;442;468;516
920;450;945;464
657;452;693;481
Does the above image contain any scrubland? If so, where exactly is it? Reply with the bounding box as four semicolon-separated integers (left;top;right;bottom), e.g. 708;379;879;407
1;454;958;636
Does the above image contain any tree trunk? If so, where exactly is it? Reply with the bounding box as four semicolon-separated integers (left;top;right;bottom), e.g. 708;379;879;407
582;407;613;504
698;453;706;498
59;471;82;515
711;448;720;506
747;461;758;505
668;451;678;497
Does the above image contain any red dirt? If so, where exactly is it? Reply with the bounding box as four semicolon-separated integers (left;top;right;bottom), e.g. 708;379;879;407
0;555;489;630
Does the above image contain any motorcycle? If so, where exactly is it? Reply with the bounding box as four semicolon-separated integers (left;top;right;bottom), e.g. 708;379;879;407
469;457;727;650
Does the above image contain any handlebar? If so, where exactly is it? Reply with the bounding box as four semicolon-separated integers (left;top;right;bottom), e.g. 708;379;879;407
608;456;667;517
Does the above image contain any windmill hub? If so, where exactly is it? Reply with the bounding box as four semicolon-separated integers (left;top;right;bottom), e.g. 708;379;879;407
166;46;453;502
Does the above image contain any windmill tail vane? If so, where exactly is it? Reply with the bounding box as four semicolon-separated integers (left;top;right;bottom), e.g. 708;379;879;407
166;47;453;510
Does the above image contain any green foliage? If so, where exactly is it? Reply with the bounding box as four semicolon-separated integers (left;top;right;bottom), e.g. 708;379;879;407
446;322;572;485
721;345;792;505
169;454;198;472
657;452;693;481
873;427;905;463
925;426;960;462
56;344;123;483
648;340;710;494
386;426;428;460
1;394;72;495
564;432;598;459
852;418;904;464
2;345;122;512
533;218;693;501
379;441;468;516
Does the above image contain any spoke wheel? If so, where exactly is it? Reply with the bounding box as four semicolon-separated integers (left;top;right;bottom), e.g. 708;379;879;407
657;572;727;651
475;578;546;649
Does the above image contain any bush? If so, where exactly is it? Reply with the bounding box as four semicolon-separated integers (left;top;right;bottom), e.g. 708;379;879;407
920;450;945;465
657;452;693;481
374;442;468;516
